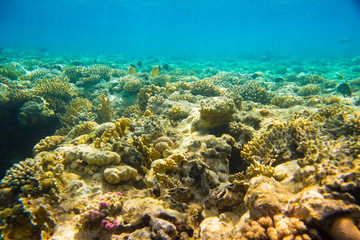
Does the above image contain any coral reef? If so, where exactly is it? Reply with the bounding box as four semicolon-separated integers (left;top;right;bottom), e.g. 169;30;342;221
1;50;360;240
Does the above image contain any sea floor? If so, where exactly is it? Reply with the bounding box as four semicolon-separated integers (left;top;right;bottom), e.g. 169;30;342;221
0;49;360;239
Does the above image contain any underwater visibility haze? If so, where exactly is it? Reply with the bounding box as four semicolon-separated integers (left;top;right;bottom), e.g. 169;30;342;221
1;0;360;239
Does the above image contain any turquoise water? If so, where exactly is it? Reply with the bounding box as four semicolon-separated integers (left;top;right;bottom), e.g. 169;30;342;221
1;0;360;57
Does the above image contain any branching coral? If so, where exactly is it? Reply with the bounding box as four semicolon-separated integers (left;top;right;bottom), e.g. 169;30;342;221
137;84;166;112
190;79;222;96
58;97;96;127
33;77;73;112
232;82;272;104
97;94;114;123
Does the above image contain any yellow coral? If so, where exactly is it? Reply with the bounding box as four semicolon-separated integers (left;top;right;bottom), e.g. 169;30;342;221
97;94;114;122
33;135;65;156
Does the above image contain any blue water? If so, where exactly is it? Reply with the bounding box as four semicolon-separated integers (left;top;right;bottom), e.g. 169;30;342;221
1;0;360;57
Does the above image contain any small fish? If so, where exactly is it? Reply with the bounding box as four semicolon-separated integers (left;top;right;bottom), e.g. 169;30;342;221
337;82;352;97
338;39;352;44
151;65;160;77
137;61;142;68
94;58;97;64
72;61;82;66
128;64;136;74
0;47;4;53
163;63;169;71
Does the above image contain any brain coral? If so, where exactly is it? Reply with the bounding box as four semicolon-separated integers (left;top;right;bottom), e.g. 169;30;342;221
82;148;121;166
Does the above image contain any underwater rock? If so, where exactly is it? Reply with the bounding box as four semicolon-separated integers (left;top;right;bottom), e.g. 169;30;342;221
199;216;233;239
245;176;291;219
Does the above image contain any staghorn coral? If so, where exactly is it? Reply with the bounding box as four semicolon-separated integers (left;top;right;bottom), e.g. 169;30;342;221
33;77;73;112
100;118;131;143
33;135;65;156
133;135;161;168
198;96;236;128
190;79;222;96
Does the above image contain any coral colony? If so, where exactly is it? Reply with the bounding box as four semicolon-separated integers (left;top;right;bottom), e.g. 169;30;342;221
0;49;360;239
